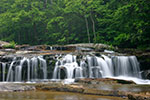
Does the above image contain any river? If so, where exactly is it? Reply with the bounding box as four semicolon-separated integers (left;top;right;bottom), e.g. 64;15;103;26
0;91;127;100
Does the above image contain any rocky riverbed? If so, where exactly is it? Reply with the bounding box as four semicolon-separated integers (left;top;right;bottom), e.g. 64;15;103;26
0;42;150;100
1;43;150;80
0;78;150;100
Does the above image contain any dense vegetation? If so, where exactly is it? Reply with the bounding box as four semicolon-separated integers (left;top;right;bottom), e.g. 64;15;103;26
0;0;149;48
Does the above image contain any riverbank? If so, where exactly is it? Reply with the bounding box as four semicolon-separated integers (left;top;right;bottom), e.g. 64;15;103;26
0;42;150;100
0;78;150;100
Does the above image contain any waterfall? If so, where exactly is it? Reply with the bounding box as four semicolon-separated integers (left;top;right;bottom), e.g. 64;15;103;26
5;56;47;82
96;57;113;77
53;54;83;79
0;53;144;83
52;54;141;80
2;63;6;82
112;56;141;78
27;59;30;81
6;61;15;82
38;56;47;79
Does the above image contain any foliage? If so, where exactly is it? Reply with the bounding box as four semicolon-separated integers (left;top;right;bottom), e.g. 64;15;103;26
0;0;149;49
3;41;16;49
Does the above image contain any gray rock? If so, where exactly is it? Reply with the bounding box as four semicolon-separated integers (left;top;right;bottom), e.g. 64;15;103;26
0;83;35;92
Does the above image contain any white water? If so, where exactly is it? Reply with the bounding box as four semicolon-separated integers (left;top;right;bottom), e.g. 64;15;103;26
6;61;15;82
5;56;47;82
0;54;150;84
2;63;6;82
53;54;83;79
53;54;142;79
52;54;150;84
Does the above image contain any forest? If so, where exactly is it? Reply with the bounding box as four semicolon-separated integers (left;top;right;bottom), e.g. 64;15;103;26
0;0;149;49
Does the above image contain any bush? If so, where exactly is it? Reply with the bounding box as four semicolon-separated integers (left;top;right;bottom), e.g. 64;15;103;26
3;41;16;49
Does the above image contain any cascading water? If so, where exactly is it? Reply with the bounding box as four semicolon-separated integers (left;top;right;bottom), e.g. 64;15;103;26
2;63;6;82
53;54;83;79
0;53;149;84
3;56;47;82
112;56;141;78
52;54;148;84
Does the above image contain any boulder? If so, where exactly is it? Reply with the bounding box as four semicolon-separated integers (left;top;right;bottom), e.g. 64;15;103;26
0;83;35;92
75;78;136;84
0;41;10;47
66;43;111;51
128;93;150;100
141;70;150;79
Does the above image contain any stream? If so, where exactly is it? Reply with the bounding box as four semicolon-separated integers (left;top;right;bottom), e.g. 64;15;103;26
0;45;150;100
0;91;127;100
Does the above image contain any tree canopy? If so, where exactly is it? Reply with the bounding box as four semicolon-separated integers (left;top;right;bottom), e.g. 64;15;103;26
0;0;149;49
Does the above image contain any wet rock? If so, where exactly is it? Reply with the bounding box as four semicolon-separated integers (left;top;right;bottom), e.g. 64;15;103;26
0;41;10;47
16;50;35;54
1;49;16;53
128;93;150;100
15;44;30;50
75;78;136;84
76;47;93;52
137;54;150;71
35;83;84;93
0;81;149;100
83;88;126;97
26;46;41;51
0;83;35;92
115;79;135;84
0;56;14;62
0;51;6;55
35;82;128;97
141;70;150;79
115;48;150;78
66;43;111;51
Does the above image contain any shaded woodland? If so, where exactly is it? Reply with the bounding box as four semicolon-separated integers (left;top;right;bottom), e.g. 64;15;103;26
0;0;149;49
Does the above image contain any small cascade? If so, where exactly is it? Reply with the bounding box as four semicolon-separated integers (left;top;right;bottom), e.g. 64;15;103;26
49;46;56;50
2;63;6;82
52;54;142;80
15;58;27;81
38;56;47;79
102;55;114;76
27;59;30;81
112;56;141;78
0;53;144;84
6;61;15;82
31;57;38;80
5;56;47;82
96;57;113;77
53;54;83;79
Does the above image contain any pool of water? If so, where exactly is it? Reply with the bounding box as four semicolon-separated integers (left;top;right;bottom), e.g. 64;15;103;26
0;91;126;100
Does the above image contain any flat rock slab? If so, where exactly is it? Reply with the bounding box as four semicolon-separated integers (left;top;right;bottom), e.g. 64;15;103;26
128;93;150;100
75;78;136;84
0;81;150;100
0;83;35;92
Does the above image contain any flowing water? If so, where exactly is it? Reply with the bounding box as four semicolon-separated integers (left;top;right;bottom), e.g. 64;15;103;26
52;54;149;84
2;56;47;82
0;53;150;84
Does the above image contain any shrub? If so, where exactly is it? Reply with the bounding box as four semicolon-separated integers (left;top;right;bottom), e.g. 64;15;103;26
3;41;16;49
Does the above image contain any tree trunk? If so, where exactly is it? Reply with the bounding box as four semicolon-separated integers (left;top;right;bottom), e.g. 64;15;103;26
85;16;91;43
33;23;37;44
27;29;30;43
90;13;96;43
50;0;53;5
44;0;47;8
18;33;21;43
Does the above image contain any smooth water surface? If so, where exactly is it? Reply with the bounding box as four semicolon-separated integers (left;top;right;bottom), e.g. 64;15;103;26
0;91;126;100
